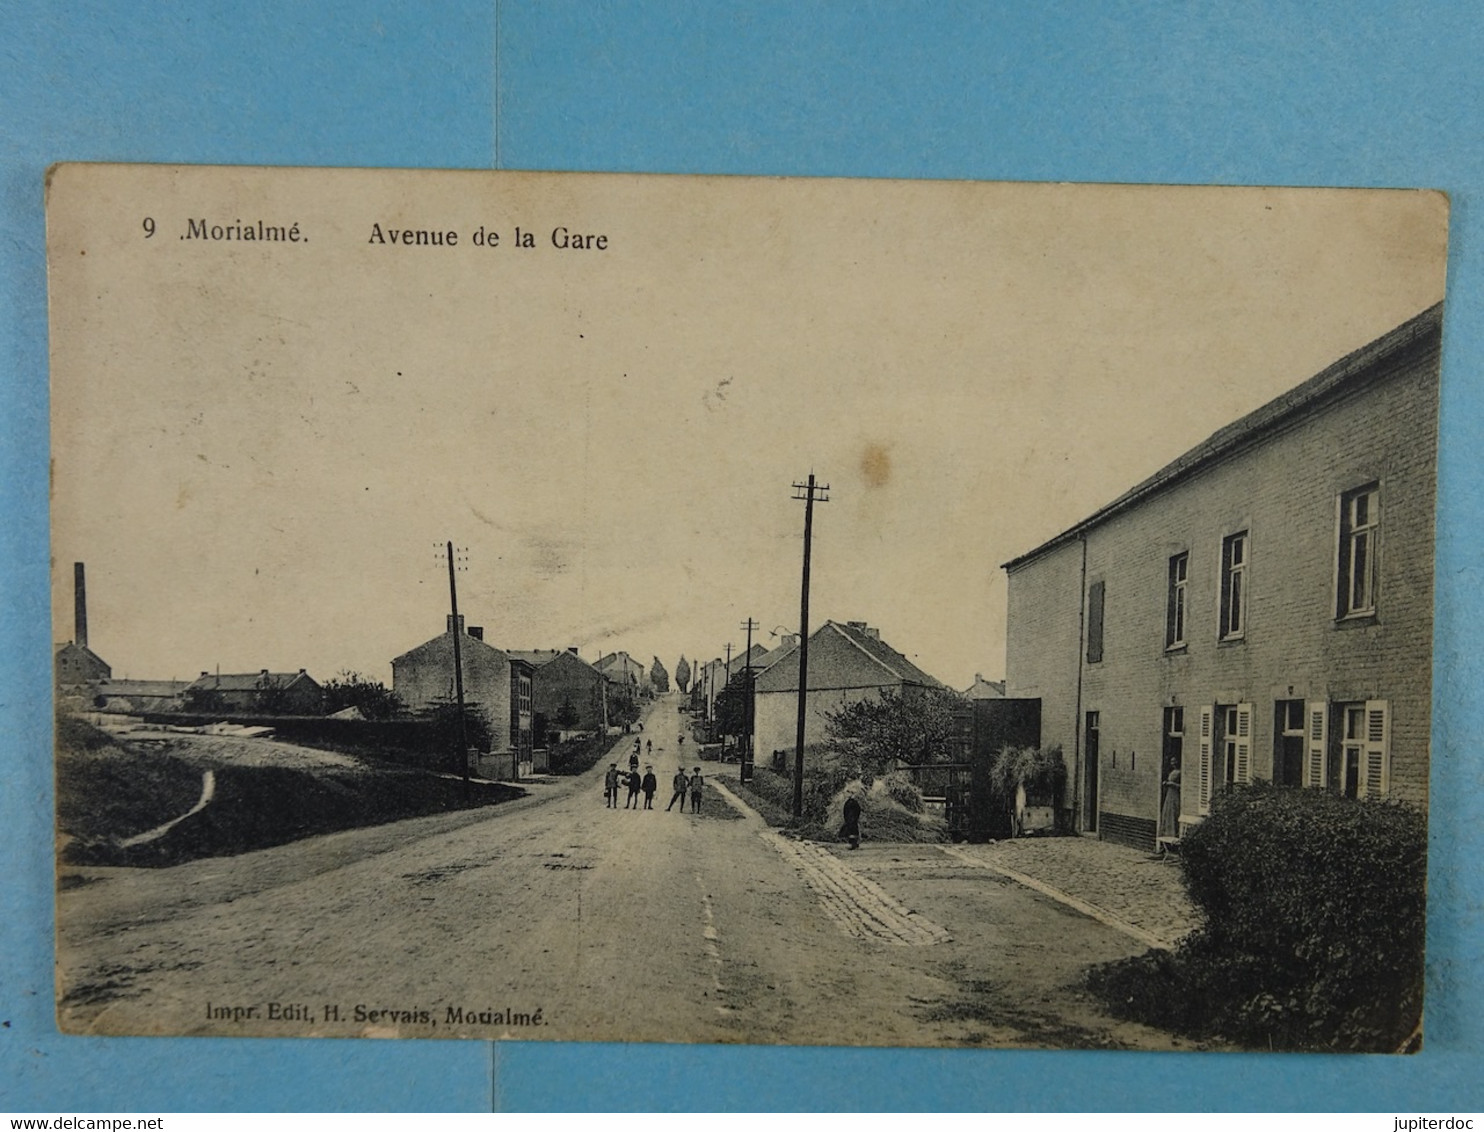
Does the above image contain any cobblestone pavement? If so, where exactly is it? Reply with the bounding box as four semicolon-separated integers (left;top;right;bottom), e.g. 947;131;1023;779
944;836;1199;949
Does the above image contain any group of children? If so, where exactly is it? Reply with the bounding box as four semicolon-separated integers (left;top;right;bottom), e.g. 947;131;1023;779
603;736;705;813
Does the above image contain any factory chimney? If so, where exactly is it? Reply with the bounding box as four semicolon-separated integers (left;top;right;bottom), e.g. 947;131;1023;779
74;562;88;648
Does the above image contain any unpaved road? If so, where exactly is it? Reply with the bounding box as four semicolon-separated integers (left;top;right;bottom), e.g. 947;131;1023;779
58;697;1183;1048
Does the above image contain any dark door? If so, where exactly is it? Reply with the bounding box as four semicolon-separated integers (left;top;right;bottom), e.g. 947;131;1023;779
1085;711;1100;832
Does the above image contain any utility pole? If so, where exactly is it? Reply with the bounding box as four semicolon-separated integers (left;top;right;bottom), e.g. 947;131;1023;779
445;541;471;797
791;473;830;817
740;617;759;781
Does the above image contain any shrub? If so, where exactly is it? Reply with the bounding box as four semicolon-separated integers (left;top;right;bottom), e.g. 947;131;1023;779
878;769;925;813
1089;783;1426;1051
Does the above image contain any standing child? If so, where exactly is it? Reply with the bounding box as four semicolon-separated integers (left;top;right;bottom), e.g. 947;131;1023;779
604;764;620;809
666;767;689;812
688;767;705;814
641;766;658;809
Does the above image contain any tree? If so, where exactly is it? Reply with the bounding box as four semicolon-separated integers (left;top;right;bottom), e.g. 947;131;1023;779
823;686;965;782
321;670;403;720
674;655;691;695
553;695;580;730
180;685;228;715
420;697;493;755
712;671;755;739
650;656;670;693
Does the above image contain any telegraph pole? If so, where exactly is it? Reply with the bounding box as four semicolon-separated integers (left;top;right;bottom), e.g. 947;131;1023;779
791;474;829;817
445;541;471;797
740;617;759;781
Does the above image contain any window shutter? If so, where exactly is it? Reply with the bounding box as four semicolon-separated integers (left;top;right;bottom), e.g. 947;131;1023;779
1362;700;1390;797
1197;705;1214;814
1234;703;1253;784
1086;580;1104;664
1304;701;1328;788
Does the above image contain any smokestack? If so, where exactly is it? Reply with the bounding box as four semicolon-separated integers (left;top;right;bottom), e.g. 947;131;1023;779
74;562;87;648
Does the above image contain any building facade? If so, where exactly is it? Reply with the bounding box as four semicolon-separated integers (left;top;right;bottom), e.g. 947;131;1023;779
183;668;324;715
1003;305;1441;851
752;620;944;761
507;648;610;738
391;616;511;753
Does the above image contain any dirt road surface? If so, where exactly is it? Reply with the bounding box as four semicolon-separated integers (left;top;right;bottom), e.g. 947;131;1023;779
57;696;1183;1049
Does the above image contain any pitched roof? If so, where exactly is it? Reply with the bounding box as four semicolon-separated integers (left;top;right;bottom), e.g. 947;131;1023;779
506;649;566;667
1003;302;1444;571
392;629;508;667
965;675;1006;699
187;670;318;691
753;621;944;693
97;679;190;697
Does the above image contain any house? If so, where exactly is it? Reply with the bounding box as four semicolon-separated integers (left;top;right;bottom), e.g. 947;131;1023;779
1001;304;1441;851
965;674;1007;700
92;679;190;714
183;668;324;715
54;641;111;693
698;645;770;720
506;648;609;738
509;657;535;775
751;620;944;760
595;651;647;691
391;616;511;754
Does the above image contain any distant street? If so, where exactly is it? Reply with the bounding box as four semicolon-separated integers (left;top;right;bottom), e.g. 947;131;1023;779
58;695;1181;1048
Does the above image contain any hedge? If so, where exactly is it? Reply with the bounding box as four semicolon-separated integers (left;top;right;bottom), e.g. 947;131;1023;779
1088;782;1426;1051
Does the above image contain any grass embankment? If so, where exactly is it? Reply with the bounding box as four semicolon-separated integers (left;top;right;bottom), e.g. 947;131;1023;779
56;715;522;869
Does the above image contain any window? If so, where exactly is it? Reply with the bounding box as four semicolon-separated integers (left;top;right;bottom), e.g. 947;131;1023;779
1333;700;1390;798
1166;553;1188;649
1274;699;1305;786
1219;531;1248;640
1337;484;1379;617
1197;702;1251;814
1086;579;1105;664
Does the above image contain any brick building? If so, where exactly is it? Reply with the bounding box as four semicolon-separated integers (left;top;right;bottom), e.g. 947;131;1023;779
1002;304;1441;851
751;620;944;762
391;615;511;754
507;648;610;739
183;668;324;715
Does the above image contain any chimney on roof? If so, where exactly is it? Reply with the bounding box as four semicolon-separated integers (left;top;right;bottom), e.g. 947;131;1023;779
446;614;465;636
467;626;484;641
260;668;269;677
73;563;87;648
568;646;579;655
298;668;307;675
200;671;209;678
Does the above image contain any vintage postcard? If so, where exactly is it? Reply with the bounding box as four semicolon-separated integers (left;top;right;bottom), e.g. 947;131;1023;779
49;165;1447;1050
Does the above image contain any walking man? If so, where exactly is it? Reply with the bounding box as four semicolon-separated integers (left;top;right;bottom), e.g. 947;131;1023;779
842;792;862;849
688;767;705;814
666;766;689;812
604;763;620;809
641;765;658;809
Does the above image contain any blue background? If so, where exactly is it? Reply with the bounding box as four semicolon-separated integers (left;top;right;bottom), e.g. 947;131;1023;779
3;0;1482;1112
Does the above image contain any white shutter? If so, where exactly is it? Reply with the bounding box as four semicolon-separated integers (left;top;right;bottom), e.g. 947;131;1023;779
1197;705;1214;815
1234;703;1253;784
1304;701;1328;788
1362;700;1390;797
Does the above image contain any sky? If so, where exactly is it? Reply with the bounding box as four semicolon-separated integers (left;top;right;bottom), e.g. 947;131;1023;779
48;167;1448;690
